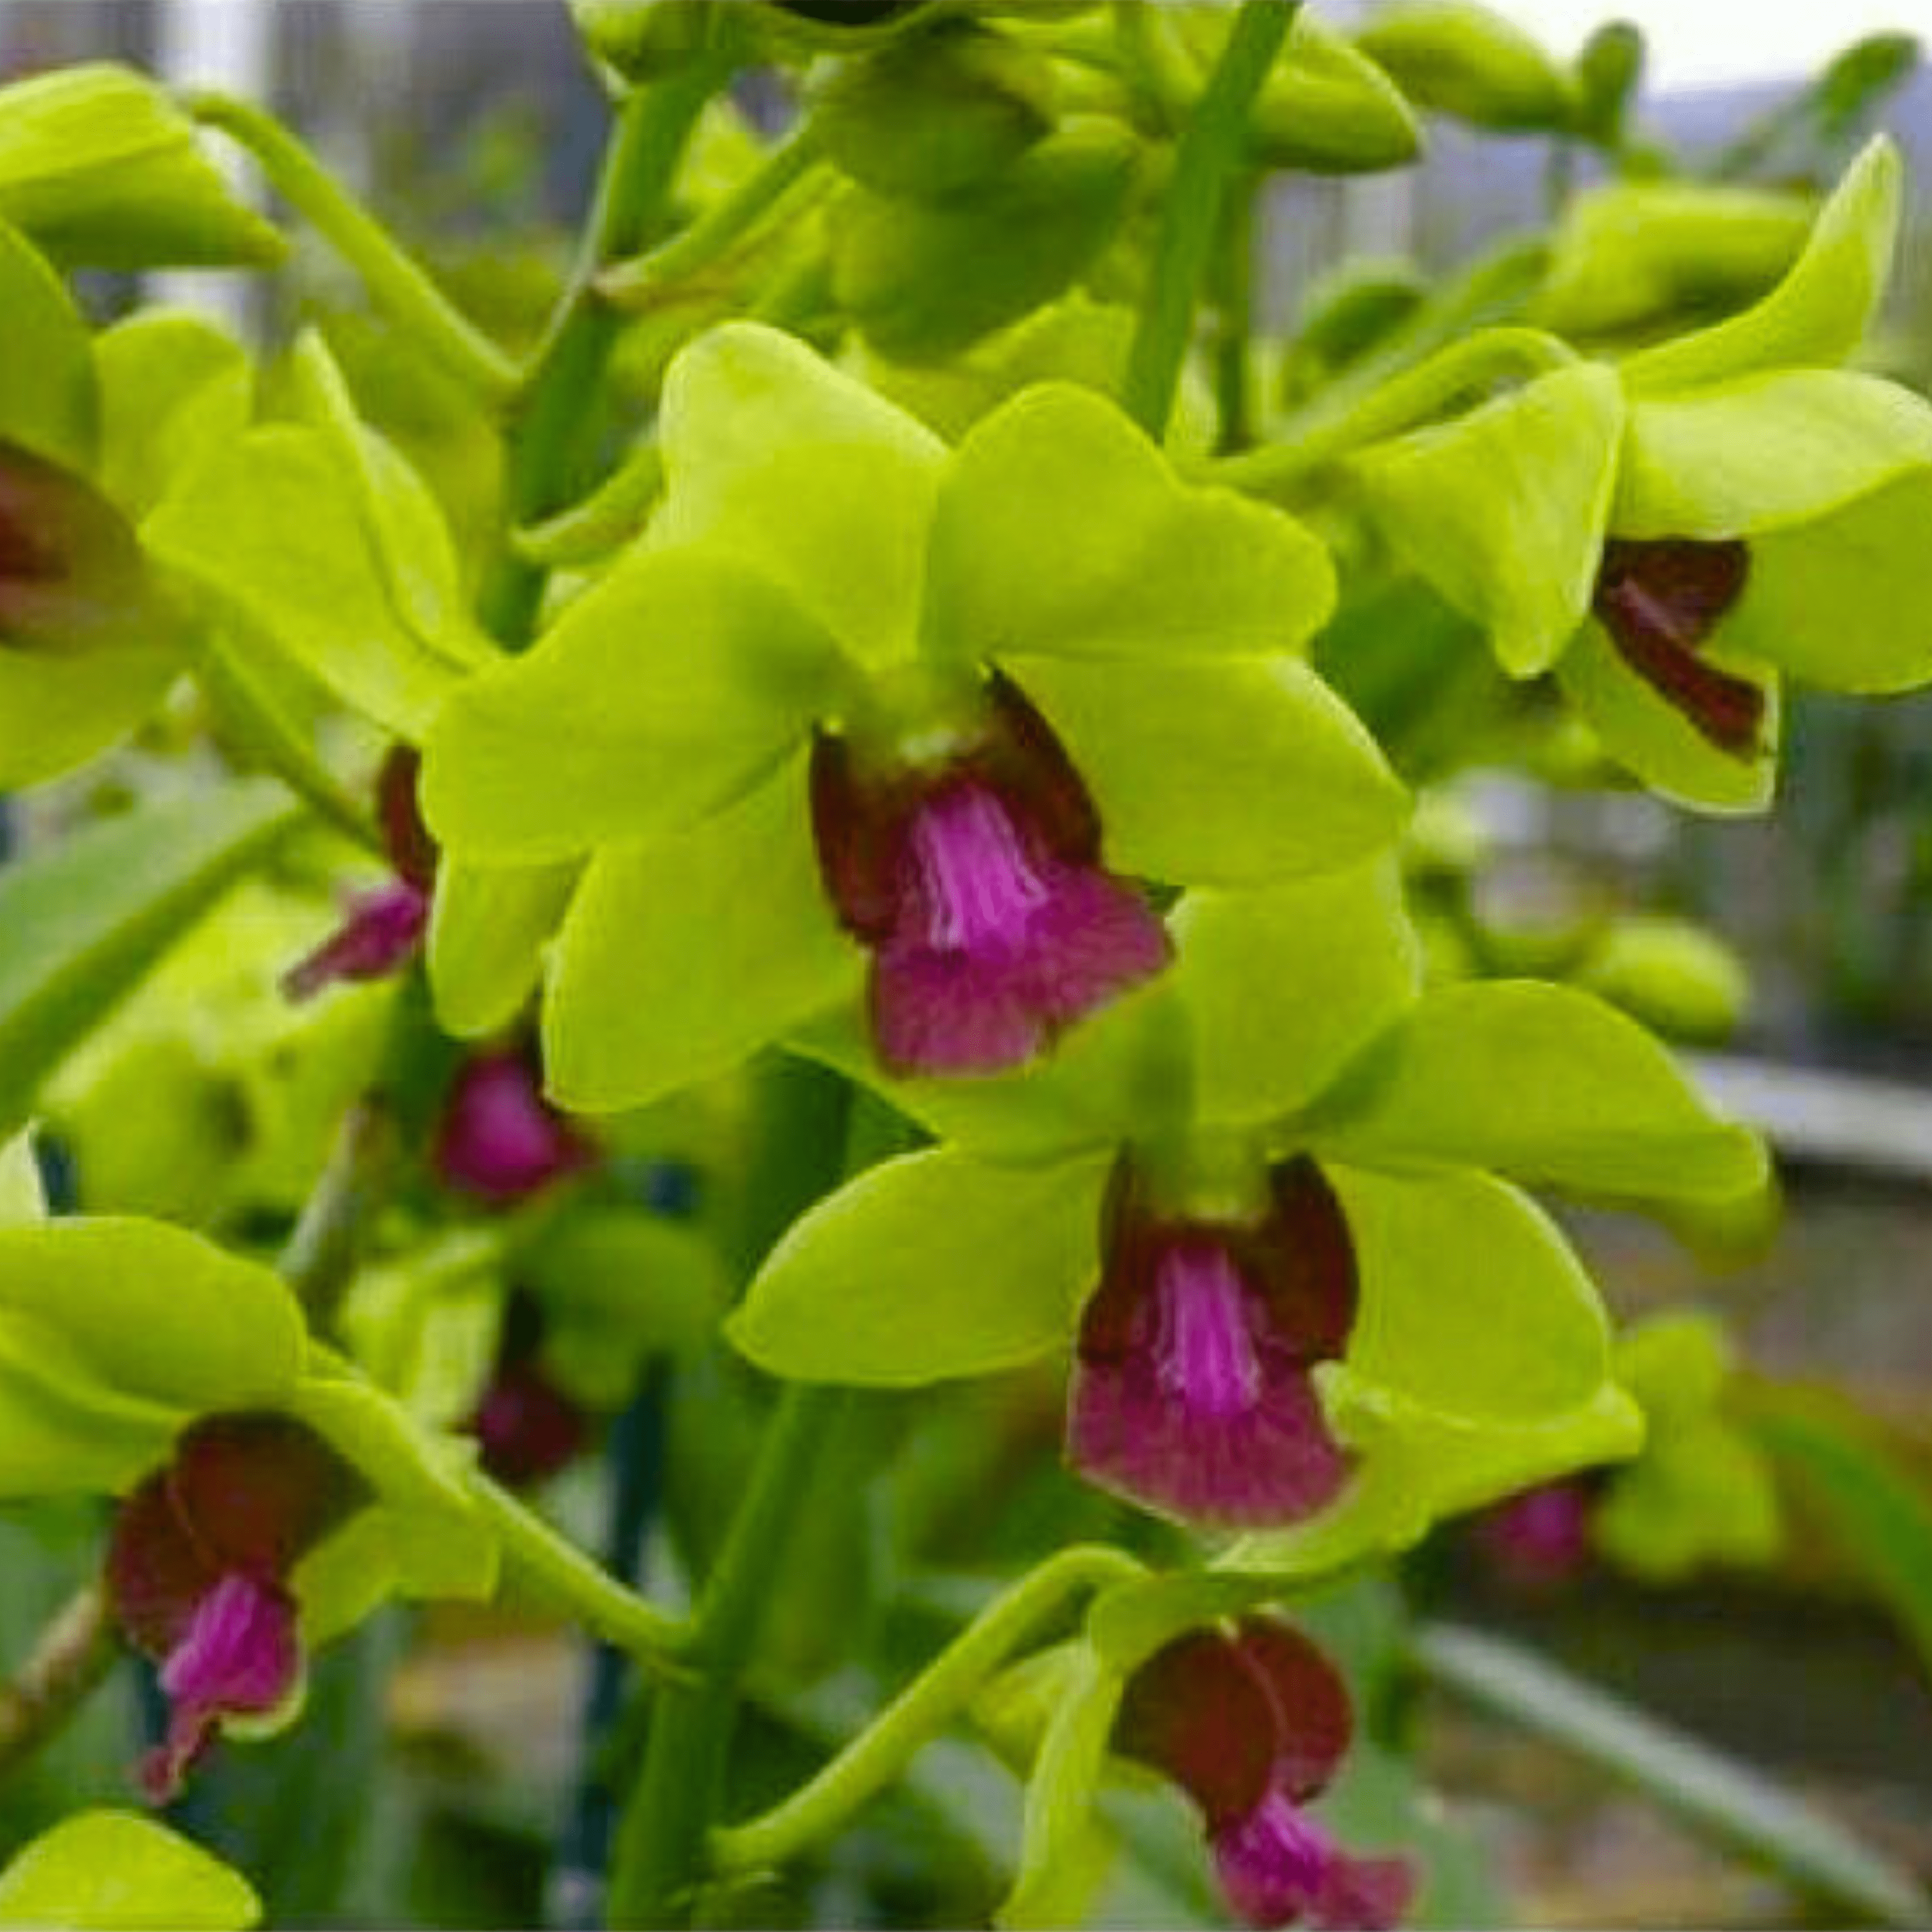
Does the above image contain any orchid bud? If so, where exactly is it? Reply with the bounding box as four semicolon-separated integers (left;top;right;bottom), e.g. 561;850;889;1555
813;22;1057;201
1355;1;1575;135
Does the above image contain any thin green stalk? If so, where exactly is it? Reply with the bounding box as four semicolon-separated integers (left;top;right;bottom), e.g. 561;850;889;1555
0;1586;119;1786
1210;169;1259;454
1121;0;1298;439
478;54;734;646
604;1384;850;1929
598;125;827;308
1204;323;1580;500
712;1545;1148;1876
468;1471;693;1673
185;91;518;404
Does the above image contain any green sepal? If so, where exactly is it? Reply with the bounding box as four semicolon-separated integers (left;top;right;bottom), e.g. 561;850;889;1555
1556;613;1779;815
924;382;1335;665
1175;859;1422;1129
812;21;1057;200
1615;373;1932;696
285;1360;499;1641
0;64;286;270
1572;21;1643;151
0;622;181;794
833;117;1139;365
427;859;579;1039
653;320;946;667
995;1641;1124;1932
144;424;477;741
94;310;254;519
1084;1567;1289;1676
0;781;297;1140
728;1145;1110;1384
1305;980;1768;1204
285;330;491;672
792;975;1170;1166
1596;1412;1781;1581
338;1232;504;1432
420;547;849;863
0;1218;306;1496
1532;181;1811;341
544;757;863;1112
0;218;96;469
0;1811;261;1931
1332;1164;1611;1421
1231;1377;1641;1578
1348;361;1624;677
1353;2;1574;133
1007;654;1406;887
1621;136;1901;397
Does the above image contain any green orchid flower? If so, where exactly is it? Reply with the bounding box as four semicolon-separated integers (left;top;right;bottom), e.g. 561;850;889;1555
0;1811;260;1931
0;1133;497;1799
420;321;1401;1105
1347;137;1932;812
731;860;1765;1569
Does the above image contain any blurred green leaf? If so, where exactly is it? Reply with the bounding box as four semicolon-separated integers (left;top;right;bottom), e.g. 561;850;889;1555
0;781;297;1140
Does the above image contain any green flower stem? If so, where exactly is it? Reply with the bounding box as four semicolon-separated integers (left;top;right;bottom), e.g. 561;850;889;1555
467;1470;693;1673
0;1585;119;1784
1204;323;1582;500
276;1096;396;1327
184;91;519;404
598;124;827;309
604;1383;851;1929
512;442;665;569
710;1544;1149;1878
1122;0;1299;440
1211;169;1259;453
477;50;737;647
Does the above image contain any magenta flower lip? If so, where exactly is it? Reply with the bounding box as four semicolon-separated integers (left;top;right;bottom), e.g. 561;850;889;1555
811;672;1171;1077
1113;1616;1413;1930
105;1413;368;1801
1069;1154;1358;1529
280;878;430;1002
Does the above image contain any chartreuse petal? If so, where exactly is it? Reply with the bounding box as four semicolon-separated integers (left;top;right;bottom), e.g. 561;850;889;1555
1176;858;1423;1128
95;309;252;517
1306;981;1768;1203
0;1811;260;1930
1621;137;1901;398
729;1147;1111;1384
1556;613;1779;814
285;1364;498;1642
0;64;285;271
791;977;1173;1167
427;859;578;1039
1230;1378;1640;1578
286;331;491;671
1332;1165;1611;1420
923;384;1335;664
0;1220;305;1416
0;1325;182;1496
652;321;946;666
0;219;95;469
1006;655;1406;886
421;548;851;864
997;1643;1124;1932
544;757;863;1112
144;425;472;741
0;644;181;793
1595;1413;1781;1581
1614;373;1932;695
1348;363;1624;677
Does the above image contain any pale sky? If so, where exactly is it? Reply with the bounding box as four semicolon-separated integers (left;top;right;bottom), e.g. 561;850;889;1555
1481;0;1932;93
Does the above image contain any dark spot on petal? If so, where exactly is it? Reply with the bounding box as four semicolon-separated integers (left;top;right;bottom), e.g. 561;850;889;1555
1593;536;1762;757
